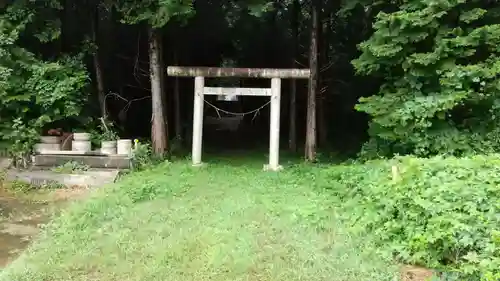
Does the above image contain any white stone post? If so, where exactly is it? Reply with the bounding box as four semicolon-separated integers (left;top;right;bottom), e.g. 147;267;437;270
192;76;205;166
266;78;282;171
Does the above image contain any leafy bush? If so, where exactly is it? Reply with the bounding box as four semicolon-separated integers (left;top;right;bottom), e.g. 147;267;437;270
89;118;120;146
130;139;167;171
323;155;500;280
353;0;500;157
51;161;90;174
7;180;37;193
0;1;89;164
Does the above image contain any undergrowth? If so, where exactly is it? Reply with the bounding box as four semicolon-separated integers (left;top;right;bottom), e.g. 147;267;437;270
0;160;397;281
51;161;90;174
321;155;500;281
2;179;65;193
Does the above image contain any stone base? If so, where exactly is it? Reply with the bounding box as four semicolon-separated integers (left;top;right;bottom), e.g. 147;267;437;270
0;158;12;170
32;154;131;169
192;162;204;167
262;164;283;171
6;169;120;188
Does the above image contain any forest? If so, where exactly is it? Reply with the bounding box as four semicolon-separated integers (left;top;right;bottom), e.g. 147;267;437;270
0;0;499;281
3;0;500;160
5;0;499;161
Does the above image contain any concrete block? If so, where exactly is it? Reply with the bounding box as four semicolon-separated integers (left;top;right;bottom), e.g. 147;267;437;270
0;158;12;170
6;169;120;188
32;155;131;169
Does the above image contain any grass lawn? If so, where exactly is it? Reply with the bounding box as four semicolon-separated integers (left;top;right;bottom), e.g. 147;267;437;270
0;156;398;281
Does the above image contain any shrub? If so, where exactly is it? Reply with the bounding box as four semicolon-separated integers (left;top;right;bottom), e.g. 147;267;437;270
323;155;500;280
130;139;167;171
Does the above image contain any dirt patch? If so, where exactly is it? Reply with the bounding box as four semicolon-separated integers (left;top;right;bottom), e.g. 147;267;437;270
0;193;44;267
0;229;31;267
0;186;91;267
51;186;92;201
2;223;39;236
0;191;44;218
401;265;434;281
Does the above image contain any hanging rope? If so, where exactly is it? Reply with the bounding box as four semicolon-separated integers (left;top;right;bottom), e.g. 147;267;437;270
203;99;271;121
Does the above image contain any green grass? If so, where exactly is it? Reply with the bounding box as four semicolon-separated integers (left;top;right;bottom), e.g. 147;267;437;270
0;158;398;281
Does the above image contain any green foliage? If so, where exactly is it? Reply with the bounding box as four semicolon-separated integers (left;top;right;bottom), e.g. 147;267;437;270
7;180;36;193
324;155;500;280
130;139;163;171
89;118;119;145
6;179;64;192
100;130;119;142
5;118;43;166
51;161;90;174
0;170;6;187
115;0;194;28
0;1;89;161
353;0;500;156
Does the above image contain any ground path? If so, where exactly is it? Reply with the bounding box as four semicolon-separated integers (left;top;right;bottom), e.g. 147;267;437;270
0;188;90;267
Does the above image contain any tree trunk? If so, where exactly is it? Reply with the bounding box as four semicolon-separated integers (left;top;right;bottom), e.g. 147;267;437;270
91;9;106;118
173;50;182;142
149;27;168;155
289;0;300;152
305;0;320;161
159;32;168;143
318;92;327;147
318;4;329;147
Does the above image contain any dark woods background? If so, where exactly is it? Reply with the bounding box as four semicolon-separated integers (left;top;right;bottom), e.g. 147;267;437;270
43;0;375;155
8;0;492;159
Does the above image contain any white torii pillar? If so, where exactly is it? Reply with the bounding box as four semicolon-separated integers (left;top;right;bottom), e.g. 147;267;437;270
192;76;205;167
267;78;281;171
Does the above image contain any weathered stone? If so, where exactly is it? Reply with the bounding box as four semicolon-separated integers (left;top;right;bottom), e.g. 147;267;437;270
6;169;120;188
167;66;311;79
32;154;131;169
0;158;11;170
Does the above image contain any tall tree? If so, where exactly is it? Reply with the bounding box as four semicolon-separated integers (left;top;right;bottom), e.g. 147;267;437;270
90;4;107;118
115;0;193;155
305;0;320;161
318;0;337;148
173;49;182;143
289;0;300;152
149;28;167;154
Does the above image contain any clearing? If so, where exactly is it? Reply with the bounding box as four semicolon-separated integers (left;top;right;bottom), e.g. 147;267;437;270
0;157;399;281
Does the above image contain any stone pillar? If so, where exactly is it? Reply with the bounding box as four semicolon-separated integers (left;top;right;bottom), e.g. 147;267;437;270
266;78;282;171
192;76;205;166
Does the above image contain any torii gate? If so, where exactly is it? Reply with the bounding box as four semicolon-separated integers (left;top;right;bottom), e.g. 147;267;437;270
167;67;310;171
